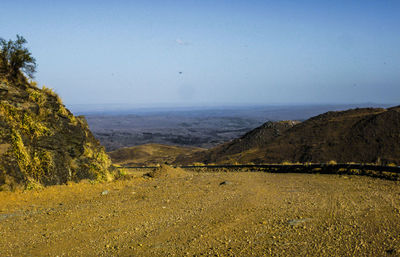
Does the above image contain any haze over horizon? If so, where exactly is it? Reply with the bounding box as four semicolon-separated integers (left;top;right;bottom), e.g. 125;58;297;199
2;0;399;108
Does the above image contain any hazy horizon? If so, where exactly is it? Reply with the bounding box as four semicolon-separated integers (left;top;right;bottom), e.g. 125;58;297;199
69;102;395;116
2;0;399;107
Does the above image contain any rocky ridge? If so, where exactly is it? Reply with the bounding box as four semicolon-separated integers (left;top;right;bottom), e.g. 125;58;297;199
0;77;111;190
176;107;400;165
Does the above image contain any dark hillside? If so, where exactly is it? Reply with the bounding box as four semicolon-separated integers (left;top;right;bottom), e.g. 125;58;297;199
177;107;400;165
176;120;299;164
258;107;399;164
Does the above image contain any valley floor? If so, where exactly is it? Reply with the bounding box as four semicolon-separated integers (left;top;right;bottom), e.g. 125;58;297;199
0;170;399;256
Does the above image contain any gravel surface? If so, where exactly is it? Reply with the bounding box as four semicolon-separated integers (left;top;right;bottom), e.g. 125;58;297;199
0;170;399;256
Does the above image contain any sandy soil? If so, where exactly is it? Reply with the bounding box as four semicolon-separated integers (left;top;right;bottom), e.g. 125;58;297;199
1;169;400;256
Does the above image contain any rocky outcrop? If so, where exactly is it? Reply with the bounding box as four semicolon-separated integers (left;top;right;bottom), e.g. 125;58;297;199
0;78;111;190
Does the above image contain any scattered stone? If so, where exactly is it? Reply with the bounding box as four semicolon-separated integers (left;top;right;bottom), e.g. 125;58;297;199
219;181;232;185
101;190;109;195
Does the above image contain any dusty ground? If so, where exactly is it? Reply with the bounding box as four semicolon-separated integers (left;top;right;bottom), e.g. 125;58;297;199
1;169;400;256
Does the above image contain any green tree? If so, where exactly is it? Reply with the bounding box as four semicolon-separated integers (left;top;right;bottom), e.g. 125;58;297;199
0;35;37;80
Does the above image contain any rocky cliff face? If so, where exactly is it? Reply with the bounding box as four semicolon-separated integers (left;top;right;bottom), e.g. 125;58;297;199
0;78;111;190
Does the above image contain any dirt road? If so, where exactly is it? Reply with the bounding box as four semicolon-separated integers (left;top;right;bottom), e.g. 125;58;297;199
1;168;399;256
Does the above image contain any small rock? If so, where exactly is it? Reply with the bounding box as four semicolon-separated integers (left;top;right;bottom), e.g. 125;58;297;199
219;181;232;185
101;190;109;195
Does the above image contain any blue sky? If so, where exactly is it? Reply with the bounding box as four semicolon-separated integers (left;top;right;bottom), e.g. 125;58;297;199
1;0;399;107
